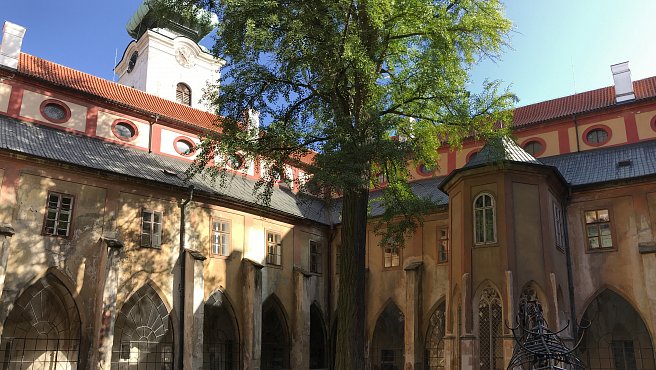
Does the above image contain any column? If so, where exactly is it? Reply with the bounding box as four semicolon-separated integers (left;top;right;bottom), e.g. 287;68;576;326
503;271;514;368
0;224;15;307
404;261;422;370
291;268;310;370
242;258;263;370
96;235;124;369
185;250;206;370
460;273;475;370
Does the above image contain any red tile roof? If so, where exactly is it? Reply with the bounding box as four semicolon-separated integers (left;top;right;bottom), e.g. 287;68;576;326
17;53;219;130
15;53;656;132
512;76;656;127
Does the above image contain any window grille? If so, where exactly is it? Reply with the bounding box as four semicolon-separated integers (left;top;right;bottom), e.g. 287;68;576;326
310;240;321;273
44;192;74;236
424;302;446;370
176;83;191;106
474;193;496;245
212;220;231;256
266;232;282;266
141;210;163;248
553;202;566;248
479;287;503;370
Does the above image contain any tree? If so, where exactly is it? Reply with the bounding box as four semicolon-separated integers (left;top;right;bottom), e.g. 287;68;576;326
176;0;516;368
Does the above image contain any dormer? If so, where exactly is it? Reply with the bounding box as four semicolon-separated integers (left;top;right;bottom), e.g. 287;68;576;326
114;1;224;112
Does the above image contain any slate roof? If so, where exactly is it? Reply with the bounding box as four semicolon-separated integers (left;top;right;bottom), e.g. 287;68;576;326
541;139;656;187
463;136;542;168
0;116;329;224
13;53;656;131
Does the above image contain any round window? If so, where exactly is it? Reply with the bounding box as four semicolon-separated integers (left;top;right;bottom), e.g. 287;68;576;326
112;121;138;141
40;100;70;124
228;154;244;169
418;163;435;176
174;138;195;156
585;128;609;145
523;140;543;156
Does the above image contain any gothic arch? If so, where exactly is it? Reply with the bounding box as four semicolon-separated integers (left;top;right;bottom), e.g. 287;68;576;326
579;288;655;370
310;302;327;369
475;282;503;370
205;289;240;370
261;294;290;370
111;283;174;368
518;280;549;326
371;301;405;370
424;299;446;370
0;273;82;369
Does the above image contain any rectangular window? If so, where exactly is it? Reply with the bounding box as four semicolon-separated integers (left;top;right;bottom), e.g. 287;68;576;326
553;202;566;248
266;231;282;266
438;228;449;263
43;192;74;236
585;209;612;250
383;247;400;268
211;219;231;257
141;210;162;248
310;240;321;274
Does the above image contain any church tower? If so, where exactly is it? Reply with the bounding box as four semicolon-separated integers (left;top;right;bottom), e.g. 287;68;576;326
114;1;224;112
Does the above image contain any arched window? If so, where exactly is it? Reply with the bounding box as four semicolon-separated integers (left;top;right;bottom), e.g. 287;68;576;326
176;83;192;106
474;193;496;245
478;287;503;370
424;302;446;370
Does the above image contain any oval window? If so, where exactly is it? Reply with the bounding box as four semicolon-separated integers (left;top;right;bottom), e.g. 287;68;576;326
174;138;195;156
523;140;543;156
40;100;70;124
112;120;137;141
418;163;434;176
586;128;609;145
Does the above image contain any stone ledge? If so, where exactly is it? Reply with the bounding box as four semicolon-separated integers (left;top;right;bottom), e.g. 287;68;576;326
0;224;15;237
638;242;656;254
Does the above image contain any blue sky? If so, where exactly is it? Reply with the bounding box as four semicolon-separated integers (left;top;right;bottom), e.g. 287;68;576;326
3;0;655;107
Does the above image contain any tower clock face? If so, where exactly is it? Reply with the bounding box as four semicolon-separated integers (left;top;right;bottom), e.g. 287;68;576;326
175;46;195;68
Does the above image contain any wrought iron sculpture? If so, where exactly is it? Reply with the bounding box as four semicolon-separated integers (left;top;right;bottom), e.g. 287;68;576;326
507;299;586;370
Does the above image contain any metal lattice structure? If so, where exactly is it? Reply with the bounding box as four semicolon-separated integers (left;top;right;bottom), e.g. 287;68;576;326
508;299;585;370
424;302;446;370
480;287;504;370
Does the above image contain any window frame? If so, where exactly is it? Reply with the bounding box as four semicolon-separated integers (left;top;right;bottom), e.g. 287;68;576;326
582;125;612;147
39;99;71;124
521;137;547;157
140;209;163;249
383;246;401;269
553;201;566;251
42;191;75;237
583;208;615;252
176;82;192;106
210;218;231;258
438;228;449;263
473;192;497;246
173;136;196;157
111;119;139;142
266;230;283;267
309;240;322;274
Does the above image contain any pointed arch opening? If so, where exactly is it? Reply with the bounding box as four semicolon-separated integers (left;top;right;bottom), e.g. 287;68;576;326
204;290;240;370
111;284;174;368
310;303;327;369
372;301;405;370
477;286;503;370
425;301;446;370
0;274;81;369
261;296;290;370
579;289;655;370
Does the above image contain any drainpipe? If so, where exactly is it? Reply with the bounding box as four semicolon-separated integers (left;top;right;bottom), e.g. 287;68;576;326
148;114;158;154
562;189;578;338
573;114;580;153
179;185;194;370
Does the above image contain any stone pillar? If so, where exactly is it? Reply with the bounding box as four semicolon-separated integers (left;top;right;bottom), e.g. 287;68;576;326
404;261;423;370
503;271;515;369
0;224;15;303
185;250;206;370
292;268;310;370
96;235;124;370
460;273;474;370
242;259;263;370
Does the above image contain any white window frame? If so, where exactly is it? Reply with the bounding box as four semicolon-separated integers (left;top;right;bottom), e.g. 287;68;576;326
266;231;282;266
211;219;231;257
309;240;321;274
473;193;497;245
141;209;163;248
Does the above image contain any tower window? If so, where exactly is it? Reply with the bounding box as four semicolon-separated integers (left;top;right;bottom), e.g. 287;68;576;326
474;193;496;245
176;83;192;106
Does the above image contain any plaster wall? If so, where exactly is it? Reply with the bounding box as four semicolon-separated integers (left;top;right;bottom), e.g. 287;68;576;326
95;110;150;149
20;90;87;132
0;82;10;113
160;127;200;158
636;110;656;140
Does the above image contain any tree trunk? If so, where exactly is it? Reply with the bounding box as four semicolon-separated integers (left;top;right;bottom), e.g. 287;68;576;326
335;187;369;370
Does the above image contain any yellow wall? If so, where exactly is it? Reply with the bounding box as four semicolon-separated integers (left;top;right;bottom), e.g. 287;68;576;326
20;90;88;132
636;110;656;141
